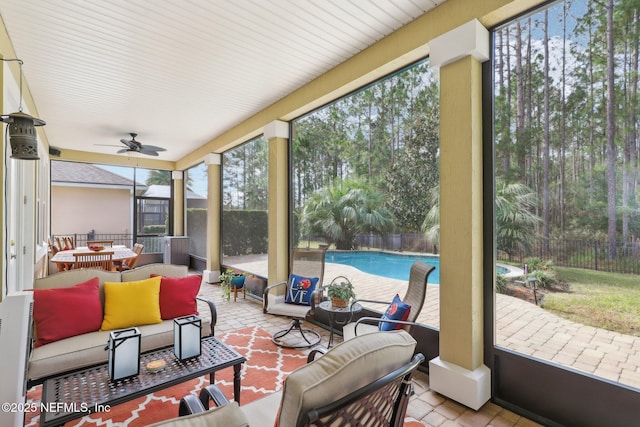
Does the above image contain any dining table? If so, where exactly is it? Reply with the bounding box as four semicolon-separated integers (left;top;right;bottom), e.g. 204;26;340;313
50;245;137;271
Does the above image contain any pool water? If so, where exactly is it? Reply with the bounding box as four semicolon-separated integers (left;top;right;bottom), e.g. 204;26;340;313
326;251;510;284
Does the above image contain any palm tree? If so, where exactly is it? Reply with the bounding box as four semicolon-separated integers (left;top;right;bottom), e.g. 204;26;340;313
422;181;540;259
421;186;440;242
301;178;394;250
495;181;540;258
145;170;171;186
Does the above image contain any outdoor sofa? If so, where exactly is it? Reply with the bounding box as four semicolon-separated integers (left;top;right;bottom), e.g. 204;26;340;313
27;263;216;387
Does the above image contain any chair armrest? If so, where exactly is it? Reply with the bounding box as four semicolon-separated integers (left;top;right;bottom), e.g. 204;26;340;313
307;346;329;363
196;296;217;337
308;288;325;316
179;394;206;416
263;281;286;312
172;396;249;427
353;298;392;308
354;317;428;336
199;384;231;410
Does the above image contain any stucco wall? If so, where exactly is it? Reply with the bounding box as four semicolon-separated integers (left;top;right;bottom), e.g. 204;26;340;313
51;186;132;236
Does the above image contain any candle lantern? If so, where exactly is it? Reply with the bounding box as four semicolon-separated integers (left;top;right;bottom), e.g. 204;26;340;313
174;315;202;360
107;327;141;380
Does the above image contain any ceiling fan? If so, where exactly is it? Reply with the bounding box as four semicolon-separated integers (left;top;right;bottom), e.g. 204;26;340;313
117;133;166;156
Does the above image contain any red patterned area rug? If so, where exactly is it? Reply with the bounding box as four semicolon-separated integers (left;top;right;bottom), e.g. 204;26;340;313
24;326;425;426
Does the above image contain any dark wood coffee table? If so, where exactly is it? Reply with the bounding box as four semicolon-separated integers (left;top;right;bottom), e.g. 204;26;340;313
40;336;246;427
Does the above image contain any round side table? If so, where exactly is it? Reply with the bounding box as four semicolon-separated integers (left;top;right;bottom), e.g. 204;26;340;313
318;300;362;348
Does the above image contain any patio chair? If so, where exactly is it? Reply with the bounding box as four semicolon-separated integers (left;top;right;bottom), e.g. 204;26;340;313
47;238;68;272
263;247;327;348
117;243;144;271
341;260;434;340
72;251;114;271
55;235;75;250
150;330;424;427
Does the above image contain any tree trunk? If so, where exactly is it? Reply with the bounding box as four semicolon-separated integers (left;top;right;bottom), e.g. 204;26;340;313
515;22;526;182
606;0;617;259
542;10;551;255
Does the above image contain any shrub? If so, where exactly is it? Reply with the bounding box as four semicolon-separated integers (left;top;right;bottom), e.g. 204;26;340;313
524;257;553;272
528;269;556;289
143;224;167;234
495;274;508;294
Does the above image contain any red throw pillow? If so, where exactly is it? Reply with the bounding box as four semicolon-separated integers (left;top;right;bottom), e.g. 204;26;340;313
33;277;103;347
152;275;202;320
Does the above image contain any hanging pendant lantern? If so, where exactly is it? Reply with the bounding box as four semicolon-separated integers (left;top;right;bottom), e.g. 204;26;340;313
1;58;46;160
2;111;45;160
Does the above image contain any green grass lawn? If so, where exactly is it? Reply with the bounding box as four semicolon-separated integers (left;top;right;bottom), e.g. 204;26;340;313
542;267;640;336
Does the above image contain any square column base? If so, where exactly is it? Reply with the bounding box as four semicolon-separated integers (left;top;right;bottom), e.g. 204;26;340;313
429;357;491;410
203;270;220;283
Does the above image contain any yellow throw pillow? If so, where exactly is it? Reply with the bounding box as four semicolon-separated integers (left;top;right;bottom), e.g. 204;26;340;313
100;277;162;331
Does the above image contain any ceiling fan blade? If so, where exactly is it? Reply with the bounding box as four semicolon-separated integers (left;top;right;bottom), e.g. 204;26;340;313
116;133;163;156
120;138;136;149
140;144;166;152
139;148;160;156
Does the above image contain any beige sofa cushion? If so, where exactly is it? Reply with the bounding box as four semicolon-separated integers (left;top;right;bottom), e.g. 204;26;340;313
29;318;211;382
342;321;379;340
148;392;282;427
277;330;416;426
149;401;250;427
242;391;281;426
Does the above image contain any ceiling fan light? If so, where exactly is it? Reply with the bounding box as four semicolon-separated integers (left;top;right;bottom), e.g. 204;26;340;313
1;111;46;160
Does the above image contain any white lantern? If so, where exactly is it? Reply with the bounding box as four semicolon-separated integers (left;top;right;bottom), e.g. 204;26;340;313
107;328;141;380
174;315;201;360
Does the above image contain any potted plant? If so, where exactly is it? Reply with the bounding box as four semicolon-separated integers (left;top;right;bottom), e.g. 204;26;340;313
326;277;356;308
219;269;247;302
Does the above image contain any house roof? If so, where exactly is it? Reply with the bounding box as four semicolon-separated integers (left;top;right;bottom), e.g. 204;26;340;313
51;161;142;187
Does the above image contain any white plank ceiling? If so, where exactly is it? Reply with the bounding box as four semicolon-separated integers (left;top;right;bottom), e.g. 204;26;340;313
0;0;444;162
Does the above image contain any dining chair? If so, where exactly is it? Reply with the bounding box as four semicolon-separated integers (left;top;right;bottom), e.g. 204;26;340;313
55;235;75;250
118;243;144;271
72;251;115;271
48;238;68;272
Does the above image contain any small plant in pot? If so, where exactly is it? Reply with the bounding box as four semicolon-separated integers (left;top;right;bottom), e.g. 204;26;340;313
326;278;356;308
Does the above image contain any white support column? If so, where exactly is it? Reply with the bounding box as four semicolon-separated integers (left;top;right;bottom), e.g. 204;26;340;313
428;19;491;411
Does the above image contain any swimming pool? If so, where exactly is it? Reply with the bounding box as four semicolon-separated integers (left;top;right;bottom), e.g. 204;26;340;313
325;251;512;283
